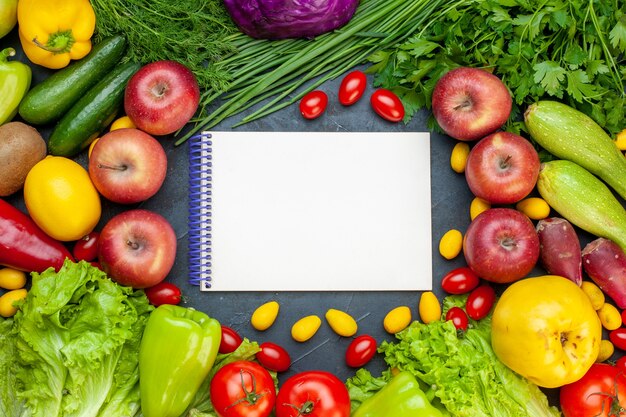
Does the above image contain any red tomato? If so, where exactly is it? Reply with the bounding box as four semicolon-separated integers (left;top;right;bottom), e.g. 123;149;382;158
345;334;377;368
441;267;480;294
465;284;495;320
219;326;243;354
300;90;328;119
257;342;291;372
560;363;626;417
616;355;626;374
73;231;100;262
445;306;469;331
610;328;626;351
144;282;182;306
621;309;626;327
370;88;404;122
275;371;350;417
338;70;367;106
210;360;276;417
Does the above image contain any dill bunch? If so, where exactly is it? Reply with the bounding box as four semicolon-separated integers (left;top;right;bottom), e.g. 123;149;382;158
90;0;239;93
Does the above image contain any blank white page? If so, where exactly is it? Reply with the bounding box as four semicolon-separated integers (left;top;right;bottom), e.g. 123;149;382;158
190;131;432;291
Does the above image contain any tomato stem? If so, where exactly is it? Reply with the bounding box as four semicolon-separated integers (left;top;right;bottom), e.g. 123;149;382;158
225;369;267;409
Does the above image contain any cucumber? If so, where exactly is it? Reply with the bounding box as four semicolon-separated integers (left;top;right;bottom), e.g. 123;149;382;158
47;61;141;157
18;35;126;125
524;100;626;200
537;160;626;252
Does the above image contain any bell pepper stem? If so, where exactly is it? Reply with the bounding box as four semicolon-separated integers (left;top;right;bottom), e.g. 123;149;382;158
32;30;75;54
1;48;16;62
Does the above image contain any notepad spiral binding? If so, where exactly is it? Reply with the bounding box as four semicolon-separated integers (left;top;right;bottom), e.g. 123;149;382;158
188;132;212;289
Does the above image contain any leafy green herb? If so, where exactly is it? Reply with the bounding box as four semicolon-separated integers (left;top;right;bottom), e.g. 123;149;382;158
89;0;239;93
368;0;626;135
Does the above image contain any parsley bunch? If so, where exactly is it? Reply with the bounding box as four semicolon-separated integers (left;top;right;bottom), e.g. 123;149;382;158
369;0;626;135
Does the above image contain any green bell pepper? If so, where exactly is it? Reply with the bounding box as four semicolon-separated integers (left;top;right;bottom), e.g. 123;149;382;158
139;304;222;417
0;47;31;125
352;371;443;417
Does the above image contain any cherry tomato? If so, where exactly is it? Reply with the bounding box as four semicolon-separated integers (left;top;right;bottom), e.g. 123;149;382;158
560;363;626;417
465;284;495;320
275;371;350;417
441;266;480;295
256;341;291;373
345;334;377;368
610;328;626;351
219;325;243;354
445;306;469;331
210;360;276;417
299;90;328;120
370;88;404;122
73;231;100;262
144;281;182;306
621;309;626;326
338;70;367;106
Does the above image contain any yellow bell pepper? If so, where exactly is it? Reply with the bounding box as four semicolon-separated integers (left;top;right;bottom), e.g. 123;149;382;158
17;0;96;69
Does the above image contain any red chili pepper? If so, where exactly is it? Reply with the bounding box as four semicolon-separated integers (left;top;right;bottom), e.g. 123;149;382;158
0;198;74;272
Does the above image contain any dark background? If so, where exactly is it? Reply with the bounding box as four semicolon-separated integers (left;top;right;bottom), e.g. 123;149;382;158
3;26;599;406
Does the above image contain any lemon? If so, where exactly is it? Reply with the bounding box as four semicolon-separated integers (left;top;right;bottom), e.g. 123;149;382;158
24;156;101;241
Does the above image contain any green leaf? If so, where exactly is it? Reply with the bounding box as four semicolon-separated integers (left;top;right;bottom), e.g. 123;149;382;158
401;37;441;58
566;69;596;102
533;61;566;97
564;44;587;67
609;15;626;52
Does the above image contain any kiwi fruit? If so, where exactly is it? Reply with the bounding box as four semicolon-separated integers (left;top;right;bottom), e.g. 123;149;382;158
0;122;47;196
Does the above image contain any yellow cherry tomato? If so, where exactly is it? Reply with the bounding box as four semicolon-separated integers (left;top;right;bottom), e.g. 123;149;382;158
470;197;491;220
23;156;101;241
251;300;280;331
515;197;551;220
596;339;614;363
597;302;622;331
491;275;601;388
291;315;322;342
383;305;411;334
0;267;27;290
325;308;357;337
88;137;99;158
418;291;441;324
0;288;27;317
110;115;136;131
581;281;605;310
450;142;470;173
438;229;463;260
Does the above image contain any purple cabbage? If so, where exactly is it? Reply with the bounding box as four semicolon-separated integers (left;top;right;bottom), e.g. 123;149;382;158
223;0;360;39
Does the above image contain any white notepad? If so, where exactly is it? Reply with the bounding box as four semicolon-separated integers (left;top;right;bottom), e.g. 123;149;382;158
188;131;432;291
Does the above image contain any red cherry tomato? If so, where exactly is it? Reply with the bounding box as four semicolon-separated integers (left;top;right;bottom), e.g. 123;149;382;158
610;328;626;351
345;334;377;368
275;371;350;417
465;284;496;320
256;341;291;372
210;360;276;417
560;363;626;417
441;267;480;294
73;231;100;262
338;70;367;106
445;306;469;331
299;90;328;120
370;88;404;122
144;281;182;306
219;325;243;354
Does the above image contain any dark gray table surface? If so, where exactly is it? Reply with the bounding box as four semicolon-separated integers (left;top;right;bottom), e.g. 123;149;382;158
1;28;571;405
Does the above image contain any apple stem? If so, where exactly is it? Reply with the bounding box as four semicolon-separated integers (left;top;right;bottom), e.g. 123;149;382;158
98;163;128;172
500;155;512;169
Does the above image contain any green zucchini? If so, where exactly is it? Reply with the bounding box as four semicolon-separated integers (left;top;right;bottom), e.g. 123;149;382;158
18;35;126;125
524;100;626;200
47;61;141;157
537;159;626;252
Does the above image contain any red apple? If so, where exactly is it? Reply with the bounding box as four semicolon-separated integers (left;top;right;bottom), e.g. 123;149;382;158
463;208;540;284
464;131;540;204
124;60;200;136
431;67;512;141
98;209;177;288
88;128;167;204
